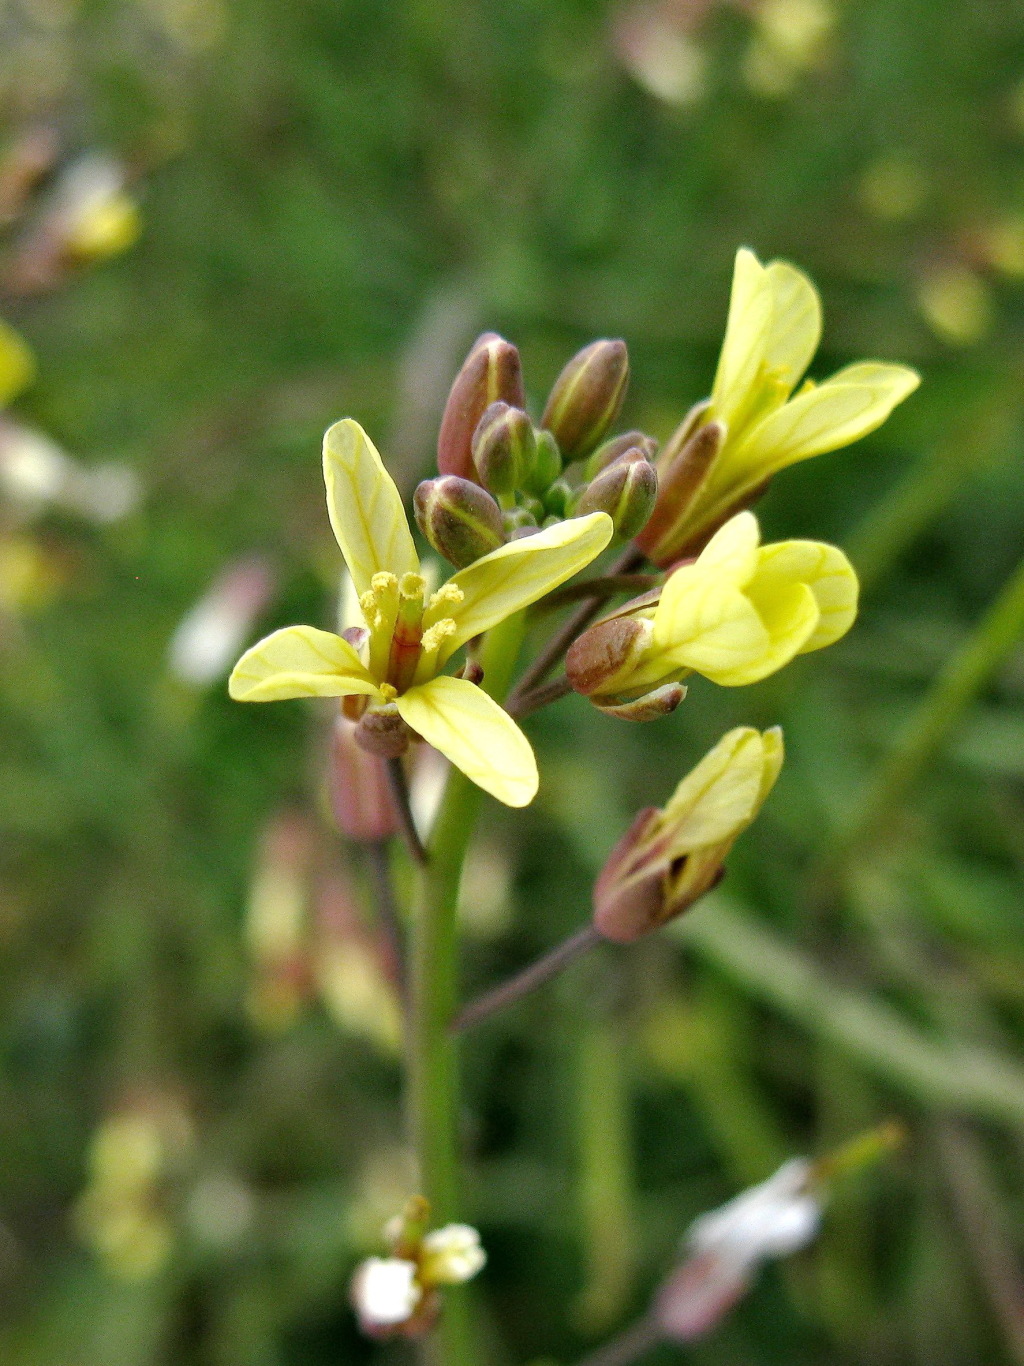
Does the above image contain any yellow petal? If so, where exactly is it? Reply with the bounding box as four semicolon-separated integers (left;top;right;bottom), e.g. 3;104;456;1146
228;625;380;702
662;727;771;850
0;319;35;407
692;509;761;582
750;540;859;652
322;419;419;597
709;248;774;430
734;361;920;478
653;569;771;680
435;512;613;666
763;260;821;395
395;676;538;807
758;725;785;801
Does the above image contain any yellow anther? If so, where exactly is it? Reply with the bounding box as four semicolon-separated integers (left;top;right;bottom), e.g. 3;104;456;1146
378;682;398;702
420;618;457;655
428;583;464;611
371;572;398;595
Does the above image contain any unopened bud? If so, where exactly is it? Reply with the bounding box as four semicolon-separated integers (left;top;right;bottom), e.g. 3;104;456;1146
502;505;538;536
471;402;535;500
414;476;505;568
585;429;658;479
592;808;666;943
575;449;658;540
592;727;782;942
541;339;629;459
437;333;524;481
329;717;399;842
523;428;563;495
594;680;686;721
356;705;413;759
565;615;649;697
543;474;577;519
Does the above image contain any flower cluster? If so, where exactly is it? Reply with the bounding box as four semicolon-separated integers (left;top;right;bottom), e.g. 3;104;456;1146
350;1199;486;1339
226;247;918;1350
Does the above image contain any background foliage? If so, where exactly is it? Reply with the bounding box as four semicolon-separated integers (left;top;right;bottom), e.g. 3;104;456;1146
3;0;1024;1362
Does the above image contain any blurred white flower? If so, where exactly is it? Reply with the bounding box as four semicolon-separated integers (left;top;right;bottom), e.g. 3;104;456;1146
655;1159;821;1341
613;1;709;106
0;419;142;524
167;556;276;687
351;1256;422;1332
420;1224;487;1284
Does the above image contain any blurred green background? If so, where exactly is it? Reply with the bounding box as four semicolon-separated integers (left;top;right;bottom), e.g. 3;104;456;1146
3;0;1024;1362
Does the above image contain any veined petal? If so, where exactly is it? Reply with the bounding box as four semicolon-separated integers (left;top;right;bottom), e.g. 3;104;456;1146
750;540;858;652
734;361;920;479
0;319;35;407
763;261;821;397
435;512;613;665
322;419;419;598
654;570;770;678
663;727;769;850
228;625;381;702
710;249;774;430
705;582;818;686
395;676;538;807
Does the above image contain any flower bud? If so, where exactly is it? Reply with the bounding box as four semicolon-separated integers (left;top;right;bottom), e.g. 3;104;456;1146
522;427;563;495
565;615;651;697
437;333;524;481
329;717;399;842
592;728;783;943
585;429;658;479
471;401;535;500
356;704;413;758
541;339;630;459
413;475;505;568
502;505;538;536
575;449;658;540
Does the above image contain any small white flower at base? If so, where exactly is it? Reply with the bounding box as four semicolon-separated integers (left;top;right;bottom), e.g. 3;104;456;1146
351;1256;422;1333
655;1159;821;1343
420;1223;487;1285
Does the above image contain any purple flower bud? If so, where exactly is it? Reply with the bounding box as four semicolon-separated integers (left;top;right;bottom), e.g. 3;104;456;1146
585;429;658;479
575;449;659;540
437;333;524;481
471;401;535;500
541;339;630;459
414;475;505;568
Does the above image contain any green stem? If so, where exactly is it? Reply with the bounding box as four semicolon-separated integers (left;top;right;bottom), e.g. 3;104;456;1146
408;612;525;1365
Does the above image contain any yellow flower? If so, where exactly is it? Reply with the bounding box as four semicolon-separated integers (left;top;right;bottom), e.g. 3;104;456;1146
568;510;857;705
638;247;919;563
593;726;783;941
0;317;35;408
230;419;612;807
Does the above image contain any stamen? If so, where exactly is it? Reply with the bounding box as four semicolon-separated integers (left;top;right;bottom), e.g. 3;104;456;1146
371;572;398;594
420;618;457;655
378;682;398;702
428;583;464;612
